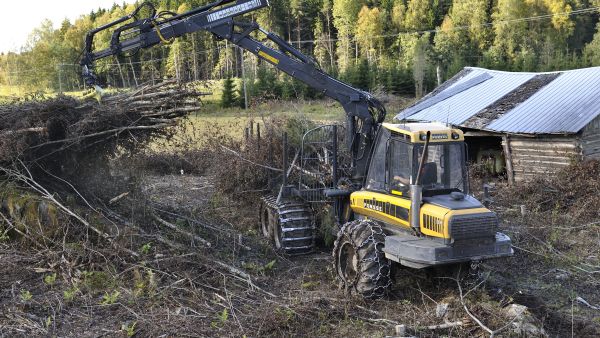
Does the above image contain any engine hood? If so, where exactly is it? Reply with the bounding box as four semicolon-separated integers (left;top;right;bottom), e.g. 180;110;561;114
423;194;483;211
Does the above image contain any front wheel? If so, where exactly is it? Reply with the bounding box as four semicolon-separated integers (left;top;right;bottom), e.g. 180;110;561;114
333;219;392;299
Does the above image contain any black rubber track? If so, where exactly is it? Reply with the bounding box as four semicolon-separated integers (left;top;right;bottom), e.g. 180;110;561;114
260;195;315;255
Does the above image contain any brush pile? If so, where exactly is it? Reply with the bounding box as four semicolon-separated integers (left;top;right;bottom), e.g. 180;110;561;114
0;80;204;165
494;159;600;222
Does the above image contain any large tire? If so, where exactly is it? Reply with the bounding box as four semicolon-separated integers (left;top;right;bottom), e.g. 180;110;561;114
273;200;315;255
259;199;273;240
333;219;392;299
259;195;315;255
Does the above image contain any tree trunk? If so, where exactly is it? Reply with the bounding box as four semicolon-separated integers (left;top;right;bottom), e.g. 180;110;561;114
129;59;138;87
436;61;443;87
116;58;128;88
297;16;301;49
192;34;199;81
326;15;334;71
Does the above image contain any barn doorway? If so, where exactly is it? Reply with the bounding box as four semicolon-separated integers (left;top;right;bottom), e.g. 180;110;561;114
464;134;506;177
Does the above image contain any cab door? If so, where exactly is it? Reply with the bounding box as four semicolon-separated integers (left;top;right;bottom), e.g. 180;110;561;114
351;129;412;231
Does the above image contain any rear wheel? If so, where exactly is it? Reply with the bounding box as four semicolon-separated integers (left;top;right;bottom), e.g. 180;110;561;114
260;195;315;255
259;200;273;240
333;219;392;299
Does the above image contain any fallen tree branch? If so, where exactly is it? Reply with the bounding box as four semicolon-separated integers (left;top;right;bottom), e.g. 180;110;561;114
1;161;139;258
220;145;283;172
213;260;276;297
423;319;468;330
454;275;520;338
456;279;494;336
0;127;47;136
30;123;175;149
153;214;212;247
576;296;600;310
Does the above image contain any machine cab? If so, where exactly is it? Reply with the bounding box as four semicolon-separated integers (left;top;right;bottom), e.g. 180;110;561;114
364;123;468;199
350;122;513;268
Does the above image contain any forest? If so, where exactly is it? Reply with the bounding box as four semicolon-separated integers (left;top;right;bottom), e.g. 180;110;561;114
2;0;600;99
2;2;600;337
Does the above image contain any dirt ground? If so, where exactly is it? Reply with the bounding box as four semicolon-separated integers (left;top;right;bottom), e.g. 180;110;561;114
1;168;599;337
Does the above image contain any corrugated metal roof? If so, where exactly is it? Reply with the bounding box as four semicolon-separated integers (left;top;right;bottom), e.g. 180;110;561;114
395;66;600;134
401;72;493;116
487;67;600;133
396;67;536;125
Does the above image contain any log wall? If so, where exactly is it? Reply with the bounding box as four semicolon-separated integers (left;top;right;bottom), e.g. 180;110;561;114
503;136;582;182
582;114;600;159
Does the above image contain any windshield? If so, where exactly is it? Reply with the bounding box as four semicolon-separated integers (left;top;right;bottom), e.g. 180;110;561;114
413;143;467;194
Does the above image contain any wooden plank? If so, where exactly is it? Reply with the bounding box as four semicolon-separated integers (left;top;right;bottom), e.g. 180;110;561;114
512;164;570;170
502;135;515;185
511;137;579;143
582;115;600;135
510;142;579;150
513;161;571;168
586;153;600;160
582;137;600;147
511;153;576;162
512;150;579;158
510;137;578;144
513;169;565;176
582;148;600;157
512;160;571;167
510;147;579;154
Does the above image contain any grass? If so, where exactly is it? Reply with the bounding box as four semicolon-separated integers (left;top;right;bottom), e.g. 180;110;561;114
0;84;119;102
178;90;411;141
150;96;350;150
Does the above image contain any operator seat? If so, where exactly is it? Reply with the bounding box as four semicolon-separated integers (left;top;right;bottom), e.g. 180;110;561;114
421;162;438;186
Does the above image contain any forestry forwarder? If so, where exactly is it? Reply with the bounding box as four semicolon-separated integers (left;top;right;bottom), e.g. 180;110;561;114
81;0;513;299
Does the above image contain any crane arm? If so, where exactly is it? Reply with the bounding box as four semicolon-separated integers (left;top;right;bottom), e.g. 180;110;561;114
81;0;386;177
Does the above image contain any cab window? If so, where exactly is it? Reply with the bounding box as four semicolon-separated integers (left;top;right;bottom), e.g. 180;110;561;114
389;140;412;196
413;142;467;194
365;129;389;191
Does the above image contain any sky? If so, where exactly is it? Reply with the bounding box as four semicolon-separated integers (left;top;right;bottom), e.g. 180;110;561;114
0;0;119;53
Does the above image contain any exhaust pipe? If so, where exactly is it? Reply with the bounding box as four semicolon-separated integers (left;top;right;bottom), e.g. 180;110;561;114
410;131;431;234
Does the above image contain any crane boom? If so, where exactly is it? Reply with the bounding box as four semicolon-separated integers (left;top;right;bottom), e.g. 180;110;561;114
81;0;386;178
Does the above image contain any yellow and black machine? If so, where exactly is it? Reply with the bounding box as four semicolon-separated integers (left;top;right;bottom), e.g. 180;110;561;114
81;0;512;299
332;122;513;298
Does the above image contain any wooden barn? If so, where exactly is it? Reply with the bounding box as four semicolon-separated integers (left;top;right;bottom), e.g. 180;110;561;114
396;66;600;183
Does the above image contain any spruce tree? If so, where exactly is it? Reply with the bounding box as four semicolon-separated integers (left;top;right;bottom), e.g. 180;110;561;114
221;75;237;108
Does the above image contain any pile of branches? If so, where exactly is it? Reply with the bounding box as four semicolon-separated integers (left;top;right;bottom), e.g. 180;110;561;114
0;80;204;166
495;159;600;221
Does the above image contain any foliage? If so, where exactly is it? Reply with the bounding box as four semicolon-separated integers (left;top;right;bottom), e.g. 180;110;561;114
101;290;120;305
43;273;57;286
63;287;79;302
220;75;237;108
1;0;599;98
121;322;137;337
20;290;32;302
211;308;229;328
139;242;152;255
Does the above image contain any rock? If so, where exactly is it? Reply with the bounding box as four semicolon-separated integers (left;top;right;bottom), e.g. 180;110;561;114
504;304;548;337
436;303;449;318
548;268;570;281
505;304;528;318
395;324;406;336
